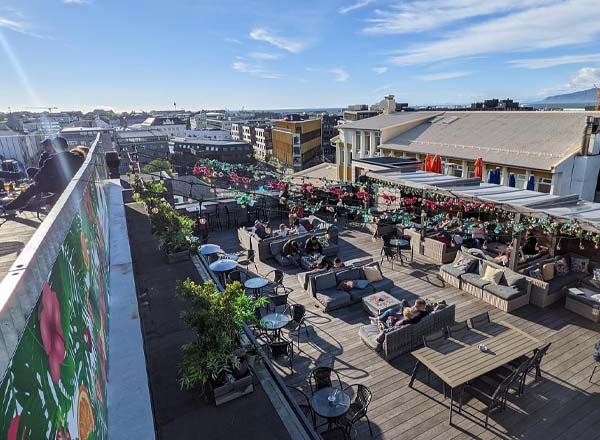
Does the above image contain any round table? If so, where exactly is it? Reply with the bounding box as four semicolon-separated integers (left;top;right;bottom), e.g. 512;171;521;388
209;259;238;285
219;253;239;261
244;277;269;297
311;387;351;428
260;312;291;340
389;238;408;247
200;244;221;255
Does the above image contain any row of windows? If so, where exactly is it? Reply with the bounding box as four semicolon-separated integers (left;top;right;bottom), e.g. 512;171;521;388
176;144;250;152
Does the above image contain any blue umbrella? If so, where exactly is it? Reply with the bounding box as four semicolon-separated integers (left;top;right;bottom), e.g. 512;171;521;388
508;173;516;187
526;175;535;191
494;168;502;184
487;170;495;184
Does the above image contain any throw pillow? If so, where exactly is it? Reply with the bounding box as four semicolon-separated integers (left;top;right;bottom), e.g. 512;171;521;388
529;268;543;280
503;270;524;287
355;279;369;289
337;280;354;291
555;257;570;276
364;265;383;282
482;266;504;285
542;263;555;281
571;257;590;273
593;268;600;282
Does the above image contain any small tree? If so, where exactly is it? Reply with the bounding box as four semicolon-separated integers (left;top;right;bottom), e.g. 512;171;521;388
177;280;267;391
142;159;173;176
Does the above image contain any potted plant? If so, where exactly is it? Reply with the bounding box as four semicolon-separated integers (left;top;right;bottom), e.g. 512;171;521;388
177;279;267;405
158;212;196;263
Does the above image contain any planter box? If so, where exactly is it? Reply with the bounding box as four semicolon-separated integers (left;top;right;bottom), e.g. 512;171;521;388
212;371;254;406
166;250;191;264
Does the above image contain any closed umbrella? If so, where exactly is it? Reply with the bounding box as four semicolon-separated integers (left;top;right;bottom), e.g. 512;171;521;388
494;168;502;184
487;170;495;184
474;158;483;179
508;173;516;187
432;154;442;173
526;175;535;191
424;154;432;172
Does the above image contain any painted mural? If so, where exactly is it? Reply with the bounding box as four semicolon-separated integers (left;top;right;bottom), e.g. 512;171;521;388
0;172;110;440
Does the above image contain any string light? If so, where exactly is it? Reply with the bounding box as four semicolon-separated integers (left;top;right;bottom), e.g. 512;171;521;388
199;217;207;225
151;207;159;214
187;190;194;204
579;239;585;251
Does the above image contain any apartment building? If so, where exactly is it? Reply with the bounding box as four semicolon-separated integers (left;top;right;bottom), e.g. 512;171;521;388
272;115;321;171
254;125;273;160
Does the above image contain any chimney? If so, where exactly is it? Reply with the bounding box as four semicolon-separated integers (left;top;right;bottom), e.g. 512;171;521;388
383;95;396;115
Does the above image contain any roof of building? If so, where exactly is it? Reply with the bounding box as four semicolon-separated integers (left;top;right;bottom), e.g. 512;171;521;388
170;137;249;146
381;111;600;171
141;116;187;127
115;129;168;138
291;162;338;185
337;111;441;130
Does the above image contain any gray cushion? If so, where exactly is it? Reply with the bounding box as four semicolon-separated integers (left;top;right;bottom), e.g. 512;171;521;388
461;273;490;289
441;263;467;278
314;271;337;291
549;271;585;292
484;283;525;301
336;268;362;282
370;278;394;293
503;270;527;291
478;260;488;276
358;324;382;351
315;289;352;310
274;254;294;267
270;240;285;256
567;291;600;307
356;279;369;289
349;286;375;302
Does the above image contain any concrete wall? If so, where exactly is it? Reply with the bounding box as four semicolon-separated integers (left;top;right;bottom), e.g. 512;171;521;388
554;154;600;201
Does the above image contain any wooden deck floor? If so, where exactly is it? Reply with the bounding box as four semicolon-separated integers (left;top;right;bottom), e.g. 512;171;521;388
208;227;600;440
0;211;42;281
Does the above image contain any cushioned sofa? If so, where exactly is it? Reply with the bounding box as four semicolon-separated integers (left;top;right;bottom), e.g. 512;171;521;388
359;304;456;361
423;235;459;264
308;262;394;312
269;228;339;267
237;215;333;261
297;257;373;291
519;253;593;308
440;250;532;312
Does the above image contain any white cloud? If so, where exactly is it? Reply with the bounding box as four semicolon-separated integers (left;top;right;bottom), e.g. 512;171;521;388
508;53;600;69
63;0;90;4
339;0;376;14
372;66;388;74
0;17;28;33
231;61;283;79
329;68;349;82
249;28;306;54
565;67;600;91
417;71;470;81
248;51;280;60
388;0;600;65
224;37;242;44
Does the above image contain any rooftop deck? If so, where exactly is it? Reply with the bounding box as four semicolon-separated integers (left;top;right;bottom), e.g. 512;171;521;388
209;226;600;440
0;211;42;281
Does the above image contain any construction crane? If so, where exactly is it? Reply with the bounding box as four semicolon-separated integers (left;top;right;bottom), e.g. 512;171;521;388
25;106;58;113
595;84;600;111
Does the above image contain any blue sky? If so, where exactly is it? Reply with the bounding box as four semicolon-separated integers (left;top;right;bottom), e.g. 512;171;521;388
1;0;600;112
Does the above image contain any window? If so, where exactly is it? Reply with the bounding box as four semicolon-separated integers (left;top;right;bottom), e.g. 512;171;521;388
514;174;527;189
374;132;381;148
364;133;371;156
537;177;552;193
355;131;361;155
445;162;463;177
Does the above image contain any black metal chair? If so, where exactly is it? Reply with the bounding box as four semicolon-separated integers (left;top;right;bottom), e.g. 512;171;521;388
396;235;413;263
227;270;247;285
522;342;551;387
447;321;469;338
320;426;347;440
266;338;294;373
591;341;600;383
380;245;399;269
237;249;259;274
268;292;289;314
285;303;309;349
222;204;238;229
286;385;315;426
422;331;448;395
338;384;373;438
309;366;343;395
468;312;490;329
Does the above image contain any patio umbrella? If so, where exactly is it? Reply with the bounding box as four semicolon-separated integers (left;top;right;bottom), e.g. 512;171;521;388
487;170;495;184
474;158;483;179
508;173;516;187
494;168;502;184
432;154;442;173
424;154;432;172
526;175;535;191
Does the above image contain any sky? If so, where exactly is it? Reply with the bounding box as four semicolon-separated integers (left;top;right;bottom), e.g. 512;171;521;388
1;0;600;112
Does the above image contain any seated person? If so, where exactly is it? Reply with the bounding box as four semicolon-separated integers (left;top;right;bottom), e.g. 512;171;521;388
282;239;301;266
304;235;323;255
521;230;539;256
253;220;268;239
471;224;486;249
378;298;430;328
292;218;307;234
494;244;512;266
273;223;289;238
332;257;344;269
2;145;89;212
439;213;459;230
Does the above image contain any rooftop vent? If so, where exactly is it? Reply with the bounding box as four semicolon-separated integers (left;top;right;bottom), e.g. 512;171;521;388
442;116;459;125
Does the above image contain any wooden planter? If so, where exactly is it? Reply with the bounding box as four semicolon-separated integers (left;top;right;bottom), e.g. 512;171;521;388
211;370;254;406
166;249;191;264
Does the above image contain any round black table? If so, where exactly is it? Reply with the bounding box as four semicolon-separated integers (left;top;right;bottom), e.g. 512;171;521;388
311;387;351;429
260;312;291;339
209;259;238;285
244;277;269;297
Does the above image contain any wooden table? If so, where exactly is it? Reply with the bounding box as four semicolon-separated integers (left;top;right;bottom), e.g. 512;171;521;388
409;321;544;424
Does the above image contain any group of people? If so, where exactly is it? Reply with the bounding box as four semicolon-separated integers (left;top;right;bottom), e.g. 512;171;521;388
378;298;430;329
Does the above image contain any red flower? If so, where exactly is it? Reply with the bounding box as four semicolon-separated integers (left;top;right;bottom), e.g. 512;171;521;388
56;428;71;440
40;283;65;383
84;328;92;352
7;415;19;440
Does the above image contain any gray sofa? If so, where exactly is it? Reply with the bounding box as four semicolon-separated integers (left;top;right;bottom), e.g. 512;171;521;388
359;304;456;361
269;227;339;267
297;257;373;291
309;262;394;312
440;250;532;312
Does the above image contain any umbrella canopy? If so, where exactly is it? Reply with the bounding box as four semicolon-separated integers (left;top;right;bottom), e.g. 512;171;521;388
200;244;221;255
432;155;442;173
209;259;238;272
527;175;536;191
494;168;502;184
424;154;432;172
474;158;483;179
508;173;516;187
487;170;495;184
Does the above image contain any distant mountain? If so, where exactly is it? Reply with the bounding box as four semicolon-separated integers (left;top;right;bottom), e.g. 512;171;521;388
538;88;597;104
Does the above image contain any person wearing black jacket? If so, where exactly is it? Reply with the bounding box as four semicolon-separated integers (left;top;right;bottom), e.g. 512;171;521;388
3;146;88;212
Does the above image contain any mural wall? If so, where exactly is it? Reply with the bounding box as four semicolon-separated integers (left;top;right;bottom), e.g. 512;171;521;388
0;171;110;440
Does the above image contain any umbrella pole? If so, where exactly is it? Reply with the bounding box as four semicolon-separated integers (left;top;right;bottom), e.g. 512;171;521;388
508;213;522;271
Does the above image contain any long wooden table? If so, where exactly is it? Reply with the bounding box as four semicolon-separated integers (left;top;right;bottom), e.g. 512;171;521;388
409;321;544;424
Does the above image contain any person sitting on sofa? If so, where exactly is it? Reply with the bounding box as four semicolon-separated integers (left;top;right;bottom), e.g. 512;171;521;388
253;220;269;239
520;230;539;258
282;239;301;266
304;235;323;255
292;218;307;234
274;223;289;238
288;201;304;226
333;257;344;268
494;244;512;266
378;298;430;329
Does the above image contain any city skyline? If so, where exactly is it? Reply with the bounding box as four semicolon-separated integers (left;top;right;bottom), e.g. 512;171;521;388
1;0;600;112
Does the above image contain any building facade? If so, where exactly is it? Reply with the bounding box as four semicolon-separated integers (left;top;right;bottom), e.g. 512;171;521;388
272;116;321;171
59;126;115;147
169;137;253;164
320;113;341;159
254;125;273;160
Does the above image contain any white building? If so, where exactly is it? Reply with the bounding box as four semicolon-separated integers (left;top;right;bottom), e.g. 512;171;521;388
131;116;187;137
254;126;272;160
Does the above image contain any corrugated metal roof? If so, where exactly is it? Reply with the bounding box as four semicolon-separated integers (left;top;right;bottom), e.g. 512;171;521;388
337;111;441;130
380;111;600;171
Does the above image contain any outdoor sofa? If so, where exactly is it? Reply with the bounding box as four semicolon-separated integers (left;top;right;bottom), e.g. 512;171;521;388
297;257;373;291
268;226;339;268
439;250;533;312
423;234;459;264
359;303;456;361
308;262;394;312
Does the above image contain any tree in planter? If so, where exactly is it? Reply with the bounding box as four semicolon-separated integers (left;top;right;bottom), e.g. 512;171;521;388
142;159;173;176
157;212;195;254
177;279;267;393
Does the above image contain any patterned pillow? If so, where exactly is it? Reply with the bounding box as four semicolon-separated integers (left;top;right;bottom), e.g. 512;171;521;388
337;280;355;291
555;257;570;276
593;268;600;281
571;257;589;273
528;268;543;280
